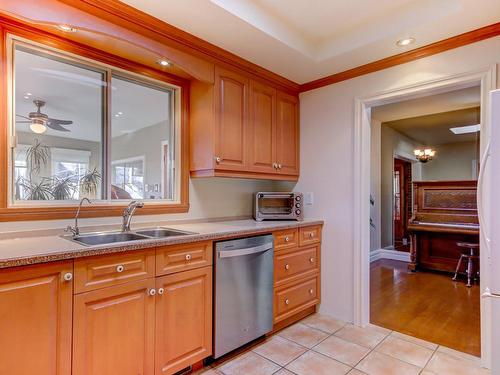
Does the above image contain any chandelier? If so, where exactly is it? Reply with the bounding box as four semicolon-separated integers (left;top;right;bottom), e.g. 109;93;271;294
414;148;436;163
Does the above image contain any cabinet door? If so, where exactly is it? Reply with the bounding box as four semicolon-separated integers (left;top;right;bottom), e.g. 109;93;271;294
276;91;299;176
214;66;249;170
155;267;212;375
248;80;277;174
0;261;73;375
73;278;155;375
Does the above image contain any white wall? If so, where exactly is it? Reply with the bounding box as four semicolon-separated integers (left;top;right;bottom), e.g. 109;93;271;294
421;141;478;180
297;36;499;322
380;126;419;248
369;120;381;251
0;178;295;232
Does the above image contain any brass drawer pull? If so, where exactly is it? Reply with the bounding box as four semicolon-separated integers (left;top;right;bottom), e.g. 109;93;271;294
116;265;124;273
309;232;314;238
309;257;315;263
309;289;314;295
285;264;290;270
285;299;290;305
284;236;290;242
185;254;192;261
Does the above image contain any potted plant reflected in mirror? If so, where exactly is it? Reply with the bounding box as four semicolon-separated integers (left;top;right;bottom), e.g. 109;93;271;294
79;168;101;199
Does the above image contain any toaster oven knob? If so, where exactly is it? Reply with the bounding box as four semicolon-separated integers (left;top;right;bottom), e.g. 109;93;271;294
295;196;301;201
295;203;301;208
295;209;301;215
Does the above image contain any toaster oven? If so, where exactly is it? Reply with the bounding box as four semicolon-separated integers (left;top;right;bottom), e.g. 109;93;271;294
254;192;303;221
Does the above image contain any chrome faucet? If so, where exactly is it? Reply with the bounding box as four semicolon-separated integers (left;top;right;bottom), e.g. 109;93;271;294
121;201;144;232
65;197;91;237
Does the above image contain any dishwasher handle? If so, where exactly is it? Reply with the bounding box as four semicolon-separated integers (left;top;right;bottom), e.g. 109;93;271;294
218;242;273;258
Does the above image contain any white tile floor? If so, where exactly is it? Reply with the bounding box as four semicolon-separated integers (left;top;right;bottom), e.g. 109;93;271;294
197;313;490;375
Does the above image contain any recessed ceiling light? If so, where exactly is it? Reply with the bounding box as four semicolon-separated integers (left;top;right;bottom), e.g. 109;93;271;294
56;24;77;33
396;37;415;47
26;92;32;96
450;124;481;134
118;111;123;115
114;114;120;117
157;59;171;67
23;96;29;99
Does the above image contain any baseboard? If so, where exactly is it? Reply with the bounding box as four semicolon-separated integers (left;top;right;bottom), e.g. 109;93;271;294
370;248;410;263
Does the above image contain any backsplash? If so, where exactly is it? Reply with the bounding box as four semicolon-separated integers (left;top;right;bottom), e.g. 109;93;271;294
0;178;296;233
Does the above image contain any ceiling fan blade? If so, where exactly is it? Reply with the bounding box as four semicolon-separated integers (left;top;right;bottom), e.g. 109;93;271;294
47;118;73;126
46;122;70;132
16;114;31;120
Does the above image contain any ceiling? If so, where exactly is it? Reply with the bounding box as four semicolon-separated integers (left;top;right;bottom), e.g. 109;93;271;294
371;86;481;122
383;107;481;145
120;0;500;83
374;85;481;145
15;47;172;142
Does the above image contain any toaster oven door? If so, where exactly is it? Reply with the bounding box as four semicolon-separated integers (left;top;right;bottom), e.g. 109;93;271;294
257;194;294;217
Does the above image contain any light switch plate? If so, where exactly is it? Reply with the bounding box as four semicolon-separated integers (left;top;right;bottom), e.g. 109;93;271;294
304;192;314;206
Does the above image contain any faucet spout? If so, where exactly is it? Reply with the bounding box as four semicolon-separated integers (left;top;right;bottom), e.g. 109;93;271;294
121;201;144;232
65;197;92;237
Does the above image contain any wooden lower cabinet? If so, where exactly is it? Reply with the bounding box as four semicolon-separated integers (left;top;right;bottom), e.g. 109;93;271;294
0;261;73;375
155;266;212;375
73;278;156;375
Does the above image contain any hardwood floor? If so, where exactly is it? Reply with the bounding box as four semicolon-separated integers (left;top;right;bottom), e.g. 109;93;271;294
370;259;480;356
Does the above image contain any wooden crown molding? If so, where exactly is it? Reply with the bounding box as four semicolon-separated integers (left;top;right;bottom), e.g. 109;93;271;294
59;0;300;93
300;22;500;93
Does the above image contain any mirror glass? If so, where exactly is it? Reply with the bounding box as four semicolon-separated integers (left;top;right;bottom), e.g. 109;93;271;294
13;45;105;201
110;76;175;200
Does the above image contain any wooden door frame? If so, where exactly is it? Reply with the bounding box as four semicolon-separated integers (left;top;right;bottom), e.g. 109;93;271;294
353;65;496;368
392;157;413;250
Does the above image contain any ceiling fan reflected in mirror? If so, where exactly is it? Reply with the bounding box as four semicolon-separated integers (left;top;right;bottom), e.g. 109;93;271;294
16;100;73;134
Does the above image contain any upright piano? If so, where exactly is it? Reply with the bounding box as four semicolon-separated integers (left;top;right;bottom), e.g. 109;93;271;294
407;180;479;272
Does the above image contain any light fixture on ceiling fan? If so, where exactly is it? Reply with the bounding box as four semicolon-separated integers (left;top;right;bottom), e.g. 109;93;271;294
414;148;436;163
16;100;73;134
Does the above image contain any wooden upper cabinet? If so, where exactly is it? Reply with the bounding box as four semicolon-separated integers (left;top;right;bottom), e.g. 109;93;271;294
190;65;299;180
214;66;249;170
248;80;277;174
73;278;156;375
276;91;300;176
0;261;73;375
155;266;212;375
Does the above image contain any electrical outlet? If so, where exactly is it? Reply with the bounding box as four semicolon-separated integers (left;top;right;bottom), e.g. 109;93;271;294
304;192;314;206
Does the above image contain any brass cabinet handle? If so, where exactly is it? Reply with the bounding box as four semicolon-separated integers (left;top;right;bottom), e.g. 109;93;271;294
148;289;156;296
63;272;73;281
277;163;282;170
285;236;290;242
309;232;314;238
215;156;222;164
185;254;192;261
309;257;315;263
116;265;124;273
285;264;290;270
309;289;314;295
285;299;290;305
157;288;164;295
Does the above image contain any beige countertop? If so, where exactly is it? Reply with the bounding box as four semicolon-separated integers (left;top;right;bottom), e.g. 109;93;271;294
0;218;323;268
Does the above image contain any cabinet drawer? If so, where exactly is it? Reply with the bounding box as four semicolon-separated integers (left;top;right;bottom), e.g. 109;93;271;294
299;225;322;247
274;275;320;323
74;249;155;293
274;229;298;251
156;241;212;276
275;246;319;286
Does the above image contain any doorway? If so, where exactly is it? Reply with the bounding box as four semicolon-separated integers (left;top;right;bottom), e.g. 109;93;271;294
393;158;412;252
353;66;496;367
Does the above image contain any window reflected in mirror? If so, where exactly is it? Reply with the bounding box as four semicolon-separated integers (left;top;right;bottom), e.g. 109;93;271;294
10;40;179;205
110;76;175;200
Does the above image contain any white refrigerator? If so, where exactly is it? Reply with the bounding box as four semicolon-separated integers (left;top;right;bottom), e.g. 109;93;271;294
486;88;500;374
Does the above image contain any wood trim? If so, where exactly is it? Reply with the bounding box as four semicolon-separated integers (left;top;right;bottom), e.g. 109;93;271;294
58;0;300;94
0;22;190;221
190;168;299;181
300;22;500;92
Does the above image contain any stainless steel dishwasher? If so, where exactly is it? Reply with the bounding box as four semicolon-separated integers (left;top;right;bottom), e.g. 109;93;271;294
214;234;274;359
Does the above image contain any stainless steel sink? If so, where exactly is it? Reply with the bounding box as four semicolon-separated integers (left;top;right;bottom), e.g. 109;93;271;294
70;231;149;246
135;228;195;238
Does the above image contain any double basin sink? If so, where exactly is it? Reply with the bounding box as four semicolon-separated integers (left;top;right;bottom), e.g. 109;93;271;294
66;228;196;246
